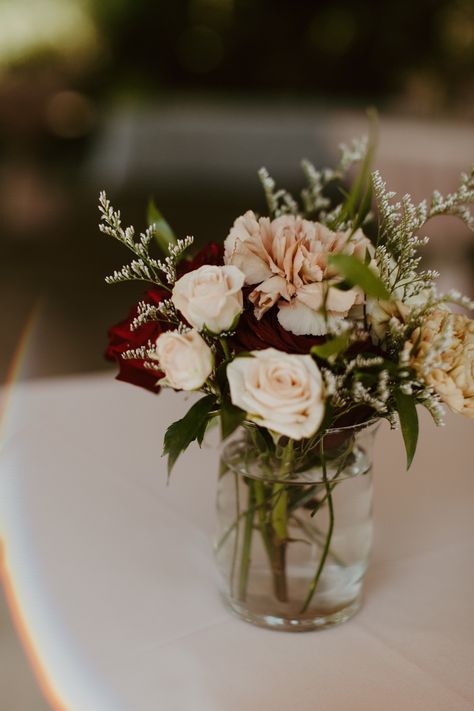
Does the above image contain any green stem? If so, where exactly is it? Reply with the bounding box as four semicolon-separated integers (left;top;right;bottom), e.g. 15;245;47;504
229;472;240;597
219;337;231;362
238;481;255;602
268;439;293;602
300;442;335;614
215;486;283;553
290;514;346;567
271;482;288;540
253;481;274;562
271;537;288;601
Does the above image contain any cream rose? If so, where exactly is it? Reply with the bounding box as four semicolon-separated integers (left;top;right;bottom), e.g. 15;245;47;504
404;309;474;418
227;348;325;439
172;265;244;334
153;329;213;390
224;211;372;336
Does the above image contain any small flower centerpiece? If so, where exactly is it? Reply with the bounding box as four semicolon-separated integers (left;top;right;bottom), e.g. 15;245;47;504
101;135;474;630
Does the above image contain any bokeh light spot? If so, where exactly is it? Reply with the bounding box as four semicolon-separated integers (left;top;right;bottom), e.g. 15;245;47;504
45;90;96;139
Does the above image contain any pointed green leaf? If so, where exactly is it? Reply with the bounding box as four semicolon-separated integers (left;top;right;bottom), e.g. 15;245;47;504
351;180;373;234
221;401;246;440
394;390;419;470
328;254;390;300
311;332;350;360
147;199;176;254
163;395;217;475
337;108;378;227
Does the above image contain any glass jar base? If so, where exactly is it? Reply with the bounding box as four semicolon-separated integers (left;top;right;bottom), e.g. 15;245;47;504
222;593;362;632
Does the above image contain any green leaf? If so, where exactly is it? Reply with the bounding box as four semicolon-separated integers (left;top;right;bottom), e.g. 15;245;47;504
351;180;373;234
147;199;176;254
163;395;217;475
338;108;378;226
311;332;350;360
328;254;390;300
221;401;246;440
394;390;419;470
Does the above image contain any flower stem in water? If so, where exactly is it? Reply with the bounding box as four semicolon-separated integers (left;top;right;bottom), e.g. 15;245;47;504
238;480;255;601
300;442;335;613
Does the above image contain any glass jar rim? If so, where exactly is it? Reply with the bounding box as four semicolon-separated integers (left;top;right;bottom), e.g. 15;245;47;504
321;417;381;435
221;417;379;484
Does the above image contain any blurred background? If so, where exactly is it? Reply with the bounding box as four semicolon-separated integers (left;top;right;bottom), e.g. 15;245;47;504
1;0;473;386
0;0;473;708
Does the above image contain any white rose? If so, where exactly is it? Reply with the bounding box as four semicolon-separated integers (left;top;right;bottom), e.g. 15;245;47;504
154;329;213;390
227;348;325;440
172;265;244;334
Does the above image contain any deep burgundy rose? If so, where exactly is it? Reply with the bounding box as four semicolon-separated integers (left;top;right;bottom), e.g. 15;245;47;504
230;302;325;355
105;243;224;393
179;242;224;273
106;286;167;393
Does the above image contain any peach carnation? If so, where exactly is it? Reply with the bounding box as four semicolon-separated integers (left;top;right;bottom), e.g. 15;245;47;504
404;309;474;418
224;211;373;336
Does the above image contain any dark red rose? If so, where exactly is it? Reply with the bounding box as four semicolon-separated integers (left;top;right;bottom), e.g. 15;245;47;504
231;303;325;355
106;286;167;393
105;243;224;393
179;242;224;274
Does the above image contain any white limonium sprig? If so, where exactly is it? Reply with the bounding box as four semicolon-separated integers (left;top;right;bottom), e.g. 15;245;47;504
258;167;299;218
416;316;454;376
121;342;157;361
155;236;195;285
130;299;179;331
372;167;474;298
386;411;399;429
105;259;154;285
131;302;158;331
344;354;384;374
99;191;194;289
351;380;388;414
417;386;446;426
300;159;333;216
429;169;474;227
377;369;391;402
338;136;369;172
259;134;372;222
143;361;164;373
99;191;164;286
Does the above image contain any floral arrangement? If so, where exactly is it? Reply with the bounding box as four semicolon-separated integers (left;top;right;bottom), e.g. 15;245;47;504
101;136;474;473
100;136;473;625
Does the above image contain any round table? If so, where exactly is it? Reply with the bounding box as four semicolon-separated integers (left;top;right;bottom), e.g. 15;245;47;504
1;373;473;710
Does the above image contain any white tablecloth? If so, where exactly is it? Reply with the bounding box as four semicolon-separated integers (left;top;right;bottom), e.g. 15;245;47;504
0;373;473;711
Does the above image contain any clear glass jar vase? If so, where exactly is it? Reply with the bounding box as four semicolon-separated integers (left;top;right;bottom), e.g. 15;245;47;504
215;421;378;631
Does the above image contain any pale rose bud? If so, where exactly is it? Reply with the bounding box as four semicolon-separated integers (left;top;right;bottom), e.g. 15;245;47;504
154;329;213;390
227;348;325;440
171;265;245;334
